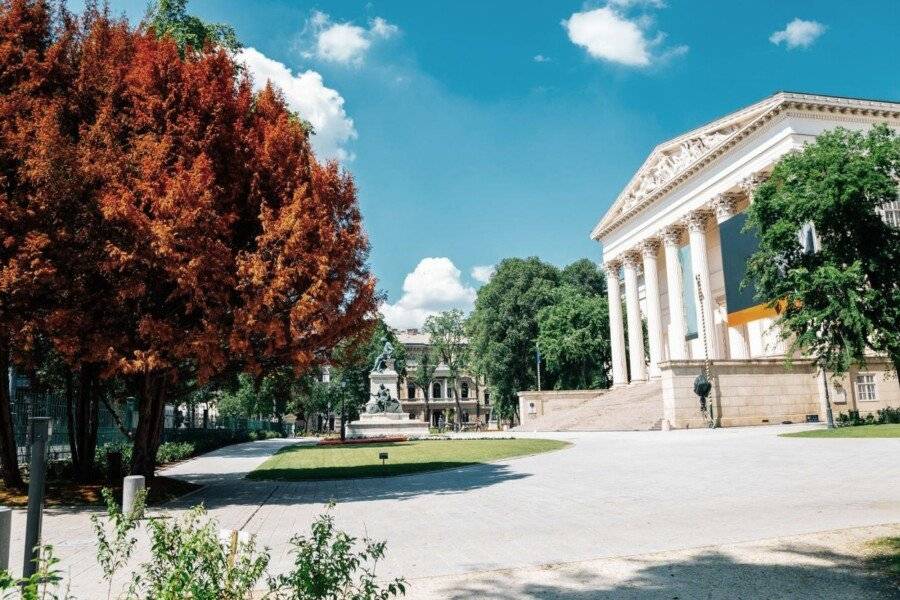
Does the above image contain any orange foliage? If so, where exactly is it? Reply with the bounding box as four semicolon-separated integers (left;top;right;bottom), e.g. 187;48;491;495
0;1;376;477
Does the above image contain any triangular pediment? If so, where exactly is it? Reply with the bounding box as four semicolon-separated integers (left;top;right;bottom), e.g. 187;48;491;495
592;95;781;239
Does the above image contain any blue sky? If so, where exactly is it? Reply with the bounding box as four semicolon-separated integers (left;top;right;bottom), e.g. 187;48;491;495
81;1;900;328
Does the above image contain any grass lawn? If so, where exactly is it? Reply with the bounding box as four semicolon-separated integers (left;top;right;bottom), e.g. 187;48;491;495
865;537;900;582
780;424;900;438
247;438;570;481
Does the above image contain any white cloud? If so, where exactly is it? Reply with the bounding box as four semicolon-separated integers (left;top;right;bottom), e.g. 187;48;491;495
562;5;686;67
380;258;477;329
237;47;357;162
608;0;666;7
306;11;399;65
770;18;826;49
471;265;495;283
533;54;551;63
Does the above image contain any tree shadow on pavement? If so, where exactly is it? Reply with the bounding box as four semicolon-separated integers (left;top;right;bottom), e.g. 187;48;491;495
165;461;530;509
425;542;899;600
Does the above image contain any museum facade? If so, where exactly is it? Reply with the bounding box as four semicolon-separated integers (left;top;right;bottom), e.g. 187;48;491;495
529;92;899;430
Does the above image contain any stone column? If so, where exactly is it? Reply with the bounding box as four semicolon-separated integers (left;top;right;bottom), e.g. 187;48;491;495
684;209;720;360
713;193;750;360
640;240;663;378
661;226;688;360
739;172;769;203
605;262;628;386
623;252;648;382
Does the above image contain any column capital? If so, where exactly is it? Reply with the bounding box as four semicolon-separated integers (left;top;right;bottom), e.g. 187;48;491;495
712;192;740;222
603;260;621;277
622;250;643;270
682;209;711;233
640;238;660;258
738;171;770;197
660;225;683;247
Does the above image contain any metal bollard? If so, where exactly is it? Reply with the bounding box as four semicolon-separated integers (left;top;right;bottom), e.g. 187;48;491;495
0;506;11;572
22;417;50;579
122;475;145;517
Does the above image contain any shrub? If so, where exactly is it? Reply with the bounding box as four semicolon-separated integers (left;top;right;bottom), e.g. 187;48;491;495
267;504;406;600
835;406;898;427
126;506;269;600
155;442;196;464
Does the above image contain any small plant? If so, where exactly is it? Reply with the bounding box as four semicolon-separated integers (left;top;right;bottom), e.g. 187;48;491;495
267;504;406;600
92;488;146;600
126;506;269;600
0;545;72;600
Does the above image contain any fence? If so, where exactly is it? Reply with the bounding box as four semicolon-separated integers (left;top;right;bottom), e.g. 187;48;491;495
12;390;282;465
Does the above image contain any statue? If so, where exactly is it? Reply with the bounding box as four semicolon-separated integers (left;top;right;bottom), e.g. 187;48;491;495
371;337;395;373
365;384;402;414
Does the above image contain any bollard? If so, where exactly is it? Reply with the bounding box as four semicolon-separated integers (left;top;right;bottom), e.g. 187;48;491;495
0;506;10;572
22;417;50;580
122;475;145;517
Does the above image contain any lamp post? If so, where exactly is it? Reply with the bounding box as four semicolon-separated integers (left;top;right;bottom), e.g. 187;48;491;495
339;380;347;442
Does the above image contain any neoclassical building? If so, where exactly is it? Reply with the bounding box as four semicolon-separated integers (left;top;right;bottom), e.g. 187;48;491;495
558;92;898;430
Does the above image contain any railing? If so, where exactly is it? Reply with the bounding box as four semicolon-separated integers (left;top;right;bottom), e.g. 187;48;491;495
11;390;281;465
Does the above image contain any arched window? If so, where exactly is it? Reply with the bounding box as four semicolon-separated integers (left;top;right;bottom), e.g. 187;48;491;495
461;381;469;398
432;382;442;399
407;384;416;399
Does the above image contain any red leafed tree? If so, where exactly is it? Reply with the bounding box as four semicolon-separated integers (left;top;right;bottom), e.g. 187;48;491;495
0;2;376;480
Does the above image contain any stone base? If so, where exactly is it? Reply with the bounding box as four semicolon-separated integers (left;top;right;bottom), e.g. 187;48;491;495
346;412;429;438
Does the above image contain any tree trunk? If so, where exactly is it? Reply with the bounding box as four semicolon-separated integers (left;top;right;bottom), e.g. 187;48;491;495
0;339;23;490
453;383;463;428
67;365;101;481
130;371;169;479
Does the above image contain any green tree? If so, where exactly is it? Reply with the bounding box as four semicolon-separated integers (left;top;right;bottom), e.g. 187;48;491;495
467;257;561;423
424;309;468;426
145;0;240;55
560;258;606;297
537;287;612;390
746;124;900;383
410;349;438;425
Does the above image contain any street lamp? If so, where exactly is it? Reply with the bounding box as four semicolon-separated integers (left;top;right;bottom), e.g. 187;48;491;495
339;380;347;441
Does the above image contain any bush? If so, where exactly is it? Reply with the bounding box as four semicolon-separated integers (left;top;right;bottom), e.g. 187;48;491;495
836;406;898;427
155;441;195;464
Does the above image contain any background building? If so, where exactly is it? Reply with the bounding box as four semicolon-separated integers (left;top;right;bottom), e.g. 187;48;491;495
396;329;492;427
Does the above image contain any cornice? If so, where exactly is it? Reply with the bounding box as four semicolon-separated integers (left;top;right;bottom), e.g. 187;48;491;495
590;92;900;241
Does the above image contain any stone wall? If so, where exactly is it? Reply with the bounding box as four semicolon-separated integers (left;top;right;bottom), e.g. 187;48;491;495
660;357;898;429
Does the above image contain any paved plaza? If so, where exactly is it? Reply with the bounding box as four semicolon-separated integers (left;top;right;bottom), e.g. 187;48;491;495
7;425;900;598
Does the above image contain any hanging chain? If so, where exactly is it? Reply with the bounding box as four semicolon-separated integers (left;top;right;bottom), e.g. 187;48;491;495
695;274;715;427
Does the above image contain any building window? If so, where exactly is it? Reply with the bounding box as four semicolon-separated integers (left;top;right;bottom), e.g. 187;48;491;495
855;374;877;401
484;391;490;405
878;200;900;227
461;381;469;398
407;384;416;399
432;382;442;399
461;411;469;423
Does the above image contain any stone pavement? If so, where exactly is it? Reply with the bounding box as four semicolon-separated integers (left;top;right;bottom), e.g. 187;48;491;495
5;426;900;598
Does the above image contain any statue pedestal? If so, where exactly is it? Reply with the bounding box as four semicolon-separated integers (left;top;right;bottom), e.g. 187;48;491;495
369;360;399;399
346;412;429;438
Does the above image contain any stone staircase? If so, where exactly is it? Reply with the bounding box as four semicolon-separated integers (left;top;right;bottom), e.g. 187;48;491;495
514;381;663;432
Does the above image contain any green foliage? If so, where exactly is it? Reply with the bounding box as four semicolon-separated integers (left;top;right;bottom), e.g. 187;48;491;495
745;125;900;378
410;350;438;401
423;309;468;423
267;505;406;599
0;545;70;600
537;287;611;390
127;506;269;600
145;0;240;56
836;406;900;427
93;488;145;599
560;258;607;297
467;257;561;419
